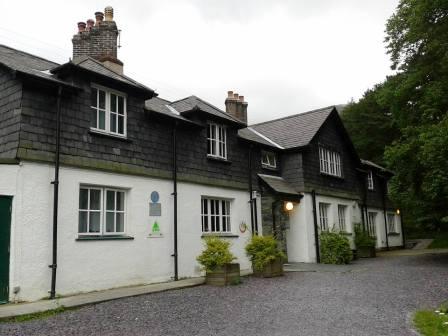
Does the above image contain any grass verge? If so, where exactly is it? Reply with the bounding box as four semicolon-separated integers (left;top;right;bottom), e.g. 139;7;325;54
0;306;76;323
414;308;448;335
428;232;448;249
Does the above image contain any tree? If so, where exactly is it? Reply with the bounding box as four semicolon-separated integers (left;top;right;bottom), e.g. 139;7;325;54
341;84;398;165
343;0;448;230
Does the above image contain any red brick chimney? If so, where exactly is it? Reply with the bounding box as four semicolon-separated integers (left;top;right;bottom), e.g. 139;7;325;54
72;6;123;74
225;90;248;124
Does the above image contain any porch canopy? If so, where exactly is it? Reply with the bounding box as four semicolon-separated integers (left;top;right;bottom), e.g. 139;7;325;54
258;174;302;202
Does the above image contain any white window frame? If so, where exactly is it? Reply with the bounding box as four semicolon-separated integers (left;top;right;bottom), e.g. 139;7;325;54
90;84;127;137
367;211;377;237
319;203;330;231
261;150;277;169
367;171;374;190
319;147;342;177
207;123;227;159
387;213;396;233
201;197;231;233
78;186;126;236
338;204;347;232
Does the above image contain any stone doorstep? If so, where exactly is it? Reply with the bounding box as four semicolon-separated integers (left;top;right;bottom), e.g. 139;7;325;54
0;277;205;319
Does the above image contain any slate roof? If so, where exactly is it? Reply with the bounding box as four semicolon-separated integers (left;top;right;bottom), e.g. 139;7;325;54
258;174;302;200
170;95;244;125
144;97;197;124
0;44;77;88
51;56;154;95
247;106;336;149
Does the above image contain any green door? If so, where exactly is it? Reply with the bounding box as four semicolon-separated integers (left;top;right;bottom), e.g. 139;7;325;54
0;196;12;304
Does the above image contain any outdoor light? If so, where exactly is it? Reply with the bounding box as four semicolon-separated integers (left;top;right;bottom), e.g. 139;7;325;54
396;209;401;215
285;202;294;211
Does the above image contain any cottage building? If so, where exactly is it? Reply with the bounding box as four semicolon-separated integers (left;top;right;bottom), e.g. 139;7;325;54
0;7;403;303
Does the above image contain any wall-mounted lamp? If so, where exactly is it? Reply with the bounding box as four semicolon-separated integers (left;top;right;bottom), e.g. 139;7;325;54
396;209;400;215
285;201;294;211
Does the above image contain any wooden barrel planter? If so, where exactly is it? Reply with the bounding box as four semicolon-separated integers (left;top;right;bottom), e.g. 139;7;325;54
206;263;240;286
253;258;284;278
357;246;376;258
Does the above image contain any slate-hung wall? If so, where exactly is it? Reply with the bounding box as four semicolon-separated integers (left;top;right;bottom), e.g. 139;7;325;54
364;169;395;210
0;68;22;160
301;113;362;199
15;74;251;191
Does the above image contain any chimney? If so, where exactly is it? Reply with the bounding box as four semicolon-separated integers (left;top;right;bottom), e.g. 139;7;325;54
225;90;247;124
72;6;124;74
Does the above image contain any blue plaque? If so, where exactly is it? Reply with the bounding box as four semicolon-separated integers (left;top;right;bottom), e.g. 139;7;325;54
150;191;160;203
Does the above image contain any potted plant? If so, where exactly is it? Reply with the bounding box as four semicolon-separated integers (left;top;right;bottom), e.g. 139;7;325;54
196;237;240;286
354;225;376;258
245;235;286;277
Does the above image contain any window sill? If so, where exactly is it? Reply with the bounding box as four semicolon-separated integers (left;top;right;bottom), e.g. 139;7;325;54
89;129;132;143
76;235;134;241
319;172;344;180
201;233;239;238
340;231;352;236
207;156;232;164
262;165;279;171
387;232;400;236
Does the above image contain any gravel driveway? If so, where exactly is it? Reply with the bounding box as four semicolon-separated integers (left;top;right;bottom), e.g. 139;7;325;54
1;253;447;336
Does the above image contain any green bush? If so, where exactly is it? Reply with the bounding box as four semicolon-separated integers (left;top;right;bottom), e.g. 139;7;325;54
245;235;286;272
196;237;236;272
354;224;376;248
320;231;352;264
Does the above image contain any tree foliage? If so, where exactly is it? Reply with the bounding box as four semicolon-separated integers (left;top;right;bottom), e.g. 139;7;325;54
342;0;448;231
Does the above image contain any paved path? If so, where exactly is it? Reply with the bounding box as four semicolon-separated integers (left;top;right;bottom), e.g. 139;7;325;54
1;253;447;336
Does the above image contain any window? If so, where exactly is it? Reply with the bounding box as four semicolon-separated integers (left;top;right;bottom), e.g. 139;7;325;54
387;213;396;233
319;203;330;231
367;211;377;237
91;85;127;136
207;123;227;159
367;171;374;190
79;187;126;235
338;205;347;231
319;147;342;177
201;198;231;233
261;151;277;169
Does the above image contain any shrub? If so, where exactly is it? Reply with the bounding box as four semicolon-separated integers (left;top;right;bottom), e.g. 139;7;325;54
245;235;286;272
354;224;376;247
320;231;352;264
196;237;236;272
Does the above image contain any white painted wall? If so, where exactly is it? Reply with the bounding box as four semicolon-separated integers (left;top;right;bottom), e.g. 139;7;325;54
286;193;361;263
7;161;253;302
366;207;403;249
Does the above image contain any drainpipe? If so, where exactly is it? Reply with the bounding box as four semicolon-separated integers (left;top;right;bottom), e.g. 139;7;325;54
381;177;389;250
253;195;259;235
400;210;406;248
248;145;255;235
172;121;178;281
49;86;62;299
311;190;320;263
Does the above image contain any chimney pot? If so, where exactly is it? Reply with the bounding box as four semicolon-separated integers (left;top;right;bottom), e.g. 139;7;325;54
104;6;114;21
239;96;244;102
227;91;234;99
77;22;86;33
86;19;94;30
233;93;239;100
95;12;104;25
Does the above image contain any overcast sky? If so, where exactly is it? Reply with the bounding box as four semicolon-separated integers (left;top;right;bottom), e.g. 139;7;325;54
0;0;398;124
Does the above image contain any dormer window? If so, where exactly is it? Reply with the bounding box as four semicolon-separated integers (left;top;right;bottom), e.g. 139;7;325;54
90;85;127;137
261;151;277;169
207;123;227;159
367;171;374;190
319;147;342;177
